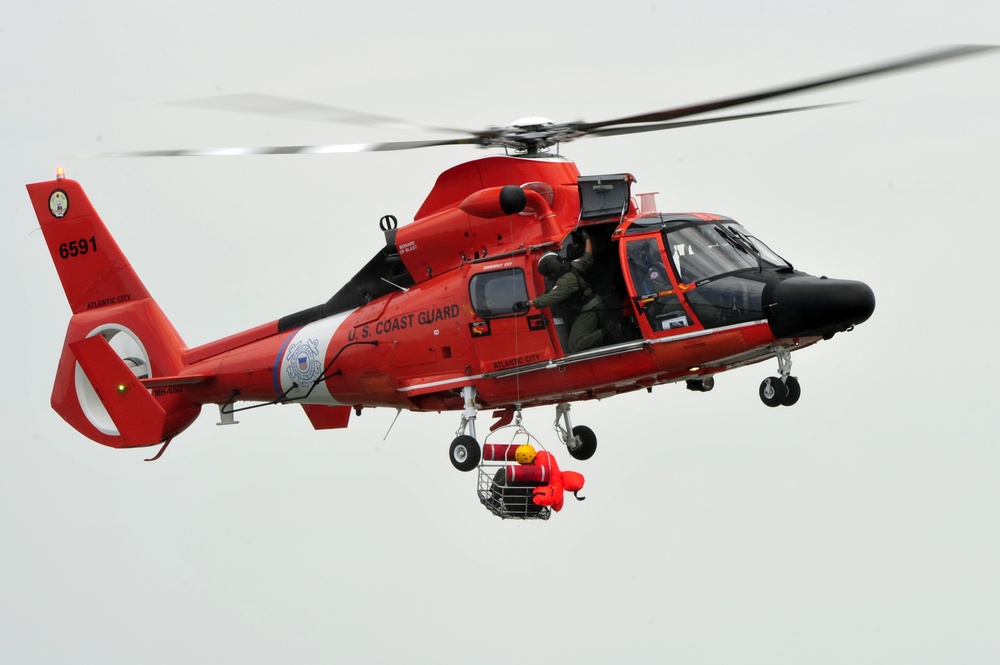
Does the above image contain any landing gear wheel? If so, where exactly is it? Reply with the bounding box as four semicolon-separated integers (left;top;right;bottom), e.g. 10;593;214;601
780;376;801;406
568;425;597;461
759;377;788;408
449;435;480;472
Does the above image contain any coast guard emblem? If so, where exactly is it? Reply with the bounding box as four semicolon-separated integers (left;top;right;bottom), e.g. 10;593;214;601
49;189;68;218
285;338;322;386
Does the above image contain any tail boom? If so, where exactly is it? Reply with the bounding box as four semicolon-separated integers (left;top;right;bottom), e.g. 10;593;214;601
29;174;362;447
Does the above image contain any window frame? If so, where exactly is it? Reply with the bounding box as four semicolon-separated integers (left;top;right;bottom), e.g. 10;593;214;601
468;267;529;319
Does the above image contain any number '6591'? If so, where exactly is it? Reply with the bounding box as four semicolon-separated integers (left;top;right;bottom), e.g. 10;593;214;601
59;236;97;259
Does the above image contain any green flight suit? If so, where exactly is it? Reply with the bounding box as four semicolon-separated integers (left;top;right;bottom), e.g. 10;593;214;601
531;253;604;353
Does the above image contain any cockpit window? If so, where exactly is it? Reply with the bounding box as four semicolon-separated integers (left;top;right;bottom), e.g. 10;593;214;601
666;225;758;283
724;223;792;270
626;237;692;332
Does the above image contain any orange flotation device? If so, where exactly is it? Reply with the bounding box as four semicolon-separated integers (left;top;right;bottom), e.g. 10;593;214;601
529;450;585;512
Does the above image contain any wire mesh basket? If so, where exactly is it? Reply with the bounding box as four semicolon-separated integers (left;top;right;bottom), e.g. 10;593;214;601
476;425;551;521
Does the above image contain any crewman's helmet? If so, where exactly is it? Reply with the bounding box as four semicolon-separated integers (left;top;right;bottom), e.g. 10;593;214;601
515;444;536;464
538;252;563;279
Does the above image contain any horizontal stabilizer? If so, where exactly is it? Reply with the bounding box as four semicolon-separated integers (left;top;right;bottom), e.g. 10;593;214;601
69;335;167;446
302;404;352;430
141;375;214;388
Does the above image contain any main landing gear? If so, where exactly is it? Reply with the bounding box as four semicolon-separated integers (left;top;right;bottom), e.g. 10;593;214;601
448;387;599;471
449;386;483;472
554;403;597;461
759;346;801;407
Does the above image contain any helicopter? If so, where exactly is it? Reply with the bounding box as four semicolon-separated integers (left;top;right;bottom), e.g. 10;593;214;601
27;45;994;471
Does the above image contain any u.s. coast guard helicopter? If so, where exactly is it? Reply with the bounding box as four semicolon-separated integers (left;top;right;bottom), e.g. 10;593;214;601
28;45;993;471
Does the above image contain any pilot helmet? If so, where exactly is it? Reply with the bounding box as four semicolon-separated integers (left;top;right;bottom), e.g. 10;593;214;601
537;252;564;279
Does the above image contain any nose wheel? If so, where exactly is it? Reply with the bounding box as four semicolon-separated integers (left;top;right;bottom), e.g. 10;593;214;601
759;347;801;407
759;375;800;407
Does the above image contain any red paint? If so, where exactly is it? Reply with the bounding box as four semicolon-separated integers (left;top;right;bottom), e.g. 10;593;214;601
27;157;820;450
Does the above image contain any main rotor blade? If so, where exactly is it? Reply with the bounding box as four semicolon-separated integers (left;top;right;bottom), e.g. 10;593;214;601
577;44;997;132
170;93;476;136
96;136;485;158
585;103;849;138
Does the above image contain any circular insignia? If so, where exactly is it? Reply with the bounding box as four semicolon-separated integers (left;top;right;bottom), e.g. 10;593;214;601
49;189;69;218
649;270;660;280
285;338;322;386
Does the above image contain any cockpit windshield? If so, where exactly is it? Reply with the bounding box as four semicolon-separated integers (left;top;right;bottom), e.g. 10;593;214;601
666;224;756;283
724;223;792;271
666;222;790;283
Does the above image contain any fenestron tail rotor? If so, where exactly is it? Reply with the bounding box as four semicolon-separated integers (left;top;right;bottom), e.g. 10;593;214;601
95;45;996;158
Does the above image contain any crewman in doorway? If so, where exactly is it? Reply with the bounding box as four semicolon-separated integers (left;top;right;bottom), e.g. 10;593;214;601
516;234;618;353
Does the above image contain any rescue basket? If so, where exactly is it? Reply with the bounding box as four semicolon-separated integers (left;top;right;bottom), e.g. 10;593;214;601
476;425;551;521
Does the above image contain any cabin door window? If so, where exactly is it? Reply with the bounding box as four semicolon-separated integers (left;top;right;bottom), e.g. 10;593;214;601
624;237;695;334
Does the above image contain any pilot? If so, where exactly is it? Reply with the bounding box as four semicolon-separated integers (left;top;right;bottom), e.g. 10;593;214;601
637;242;670;291
516;234;616;353
630;239;672;316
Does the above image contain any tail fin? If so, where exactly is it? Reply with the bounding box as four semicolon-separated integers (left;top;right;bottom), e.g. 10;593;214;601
27;174;200;448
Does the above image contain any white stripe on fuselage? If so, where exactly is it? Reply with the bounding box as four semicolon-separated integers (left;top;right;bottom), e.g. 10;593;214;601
278;312;351;404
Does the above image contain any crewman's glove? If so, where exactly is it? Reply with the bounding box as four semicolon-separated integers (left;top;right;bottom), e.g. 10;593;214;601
513;300;531;312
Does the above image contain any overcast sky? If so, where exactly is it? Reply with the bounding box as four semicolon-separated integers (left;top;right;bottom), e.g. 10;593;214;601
3;1;999;663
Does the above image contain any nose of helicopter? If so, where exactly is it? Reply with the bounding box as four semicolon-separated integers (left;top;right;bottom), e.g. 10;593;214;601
765;276;876;339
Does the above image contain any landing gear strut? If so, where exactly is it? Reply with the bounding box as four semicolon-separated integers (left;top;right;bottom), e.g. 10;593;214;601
450;391;598;470
554;403;597;461
450;385;482;471
759;346;801;407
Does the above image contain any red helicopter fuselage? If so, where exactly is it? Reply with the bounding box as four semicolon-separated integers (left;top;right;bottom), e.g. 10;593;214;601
27;155;875;452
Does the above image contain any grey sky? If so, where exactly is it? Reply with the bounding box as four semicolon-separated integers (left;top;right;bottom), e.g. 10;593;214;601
3;1;999;663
